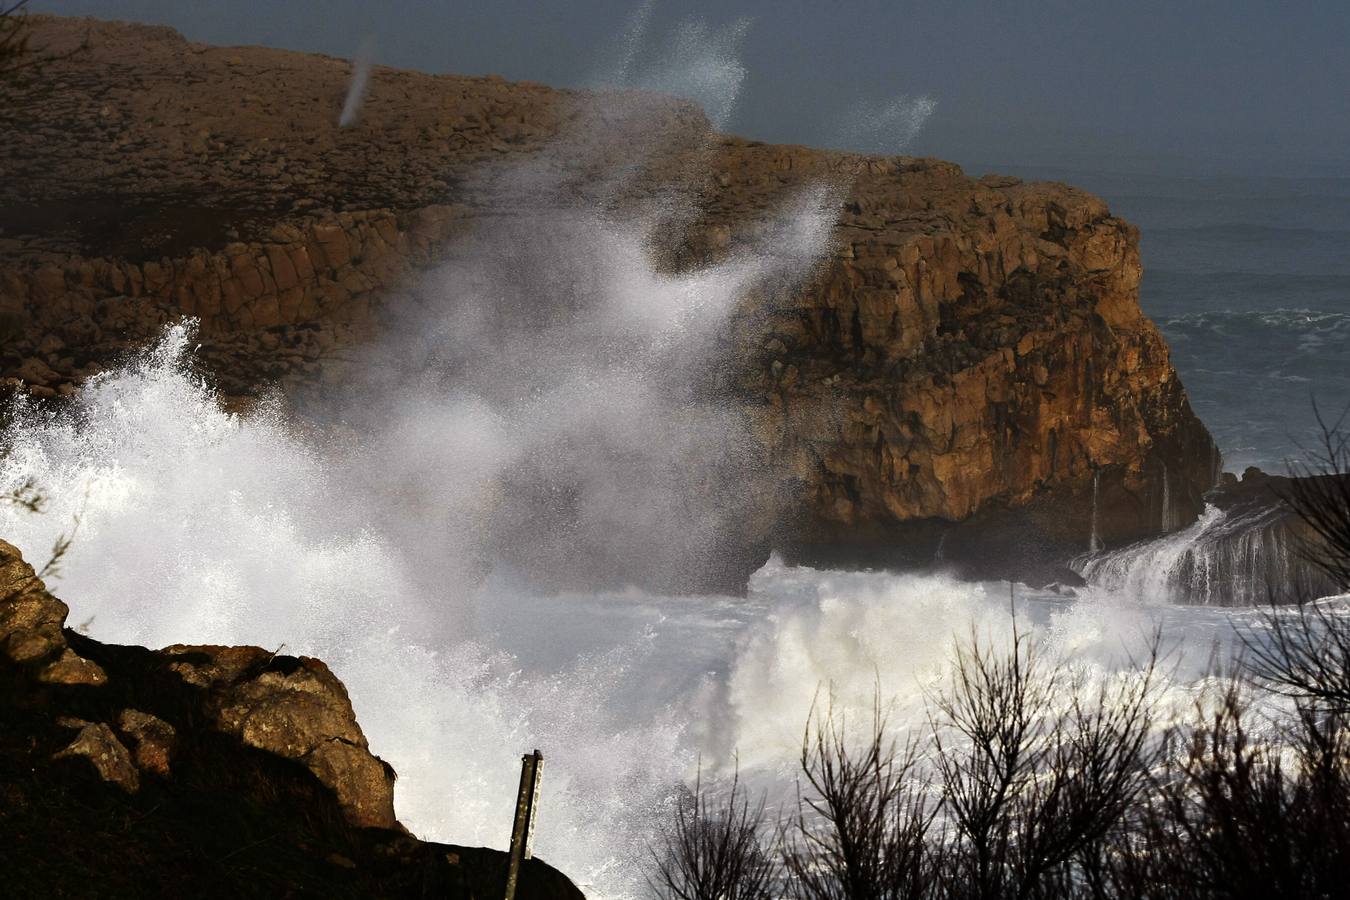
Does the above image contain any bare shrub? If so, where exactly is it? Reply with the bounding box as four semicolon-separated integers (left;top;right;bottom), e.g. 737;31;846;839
1106;679;1350;899
647;763;776;900
931;629;1160;900
1282;402;1350;590
1248;600;1350;713
782;690;941;900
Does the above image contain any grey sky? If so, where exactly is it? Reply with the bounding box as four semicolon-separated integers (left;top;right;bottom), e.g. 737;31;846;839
29;0;1350;175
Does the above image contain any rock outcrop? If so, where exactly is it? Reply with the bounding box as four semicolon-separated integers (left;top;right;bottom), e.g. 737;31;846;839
1072;468;1347;605
0;539;583;899
0;537;107;685
161;642;397;829
2;15;1219;584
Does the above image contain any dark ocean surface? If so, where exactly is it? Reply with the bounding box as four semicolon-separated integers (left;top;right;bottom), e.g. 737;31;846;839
970;165;1350;475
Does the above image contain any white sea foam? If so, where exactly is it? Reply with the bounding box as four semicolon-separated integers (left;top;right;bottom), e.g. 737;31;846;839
0;13;1261;897
1;334;1266;897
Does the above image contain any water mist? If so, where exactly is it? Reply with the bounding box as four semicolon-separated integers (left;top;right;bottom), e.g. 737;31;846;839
0;10;1261;900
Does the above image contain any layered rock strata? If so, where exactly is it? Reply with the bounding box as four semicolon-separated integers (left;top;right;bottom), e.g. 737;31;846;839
2;16;1219;583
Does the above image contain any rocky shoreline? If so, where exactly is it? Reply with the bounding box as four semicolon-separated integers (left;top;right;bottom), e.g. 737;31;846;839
1;15;1220;592
0;538;583;898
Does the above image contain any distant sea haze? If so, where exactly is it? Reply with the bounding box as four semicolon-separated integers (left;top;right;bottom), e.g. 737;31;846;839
975;165;1350;475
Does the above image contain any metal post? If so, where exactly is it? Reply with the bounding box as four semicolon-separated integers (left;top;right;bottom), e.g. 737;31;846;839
504;749;544;900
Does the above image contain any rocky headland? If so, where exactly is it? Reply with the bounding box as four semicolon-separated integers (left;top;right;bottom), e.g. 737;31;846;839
1;14;1221;589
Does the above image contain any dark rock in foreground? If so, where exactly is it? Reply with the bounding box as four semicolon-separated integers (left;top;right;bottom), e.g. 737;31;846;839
0;540;583;899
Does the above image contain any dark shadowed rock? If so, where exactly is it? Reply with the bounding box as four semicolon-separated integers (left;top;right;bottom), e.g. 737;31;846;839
117;708;177;778
0;539;585;898
54;721;140;793
162;643;398;829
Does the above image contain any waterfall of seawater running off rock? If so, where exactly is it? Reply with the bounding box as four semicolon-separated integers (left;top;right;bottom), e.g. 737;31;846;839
0;18;1309;900
0;334;1294;898
1089;469;1104;552
1071;502;1333;606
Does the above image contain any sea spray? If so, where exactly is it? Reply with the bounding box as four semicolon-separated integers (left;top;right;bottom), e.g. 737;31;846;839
0;348;1282;898
0;327;693;896
339;36;375;127
597;13;752;130
834;95;938;154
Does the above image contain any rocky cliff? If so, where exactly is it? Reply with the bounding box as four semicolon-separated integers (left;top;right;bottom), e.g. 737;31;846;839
1;16;1219;584
0;538;582;898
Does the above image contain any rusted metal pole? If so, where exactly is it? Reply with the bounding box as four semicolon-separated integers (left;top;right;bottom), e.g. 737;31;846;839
504;749;544;900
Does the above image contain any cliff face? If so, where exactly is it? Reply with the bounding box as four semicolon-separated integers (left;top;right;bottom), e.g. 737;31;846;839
2;16;1218;583
701;149;1219;574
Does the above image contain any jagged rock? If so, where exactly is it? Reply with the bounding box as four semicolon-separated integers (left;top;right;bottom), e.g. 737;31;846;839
36;646;109;686
117;708;177;777
162;644;397;829
54;722;140;793
0;539;107;682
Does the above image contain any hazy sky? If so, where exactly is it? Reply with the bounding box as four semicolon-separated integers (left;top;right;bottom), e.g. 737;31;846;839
30;0;1350;175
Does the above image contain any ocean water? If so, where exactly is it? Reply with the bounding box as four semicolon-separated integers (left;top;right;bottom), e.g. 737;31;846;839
4;18;1347;899
979;165;1350;475
0;345;1264;897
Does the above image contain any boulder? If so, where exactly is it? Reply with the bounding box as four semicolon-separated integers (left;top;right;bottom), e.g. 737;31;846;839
54;722;140;793
162;644;398;829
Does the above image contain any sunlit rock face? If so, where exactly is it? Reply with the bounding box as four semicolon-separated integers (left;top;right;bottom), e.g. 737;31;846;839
721;156;1220;580
2;15;1216;589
